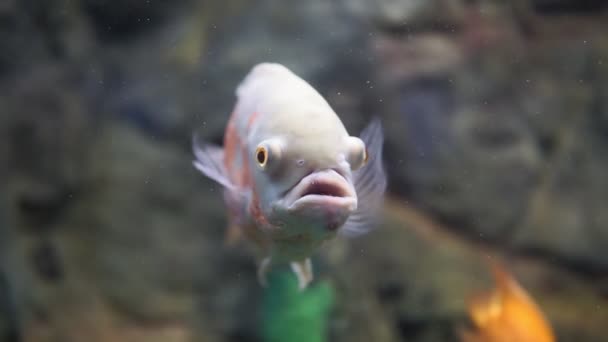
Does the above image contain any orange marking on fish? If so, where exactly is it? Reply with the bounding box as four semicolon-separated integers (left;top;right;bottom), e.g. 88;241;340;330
460;262;555;342
223;114;239;178
240;144;252;188
247;112;260;131
250;190;270;227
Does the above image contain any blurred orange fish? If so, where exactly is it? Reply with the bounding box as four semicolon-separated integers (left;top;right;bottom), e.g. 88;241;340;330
460;262;555;342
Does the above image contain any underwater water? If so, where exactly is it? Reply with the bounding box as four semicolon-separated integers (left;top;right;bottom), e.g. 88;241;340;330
1;0;608;341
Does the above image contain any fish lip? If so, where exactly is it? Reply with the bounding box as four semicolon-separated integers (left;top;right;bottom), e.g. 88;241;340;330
285;169;357;212
289;195;357;213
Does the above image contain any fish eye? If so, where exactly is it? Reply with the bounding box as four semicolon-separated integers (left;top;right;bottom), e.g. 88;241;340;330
254;138;283;171
255;146;268;168
346;136;367;171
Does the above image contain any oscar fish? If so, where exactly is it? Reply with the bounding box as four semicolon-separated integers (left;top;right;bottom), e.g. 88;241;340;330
193;63;387;289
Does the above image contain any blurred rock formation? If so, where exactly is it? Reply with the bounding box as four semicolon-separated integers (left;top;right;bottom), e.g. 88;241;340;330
0;0;607;341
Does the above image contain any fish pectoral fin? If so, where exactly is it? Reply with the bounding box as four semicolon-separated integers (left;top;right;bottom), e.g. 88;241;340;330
341;118;387;237
290;258;313;291
257;257;272;287
192;135;248;215
192;134;240;192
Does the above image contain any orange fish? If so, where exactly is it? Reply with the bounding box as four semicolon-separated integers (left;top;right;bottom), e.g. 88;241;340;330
460;263;555;342
193;63;387;289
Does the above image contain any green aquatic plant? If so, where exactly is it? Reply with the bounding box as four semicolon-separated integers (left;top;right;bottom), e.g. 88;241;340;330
261;268;334;342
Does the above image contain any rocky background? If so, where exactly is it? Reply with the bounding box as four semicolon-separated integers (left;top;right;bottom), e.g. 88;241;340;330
1;0;607;341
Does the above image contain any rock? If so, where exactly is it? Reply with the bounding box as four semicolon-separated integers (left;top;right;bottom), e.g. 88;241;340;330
0;63;97;341
3;120;261;341
508;31;608;270
343;0;466;28
0;273;21;342
514;113;608;270
0;193;22;342
532;0;608;15
199;0;364;136
64;122;262;338
1;0;608;341
371;34;465;85
0;0;94;77
325;200;608;341
374;74;541;241
367;2;608;270
1;64;92;185
80;0;193;42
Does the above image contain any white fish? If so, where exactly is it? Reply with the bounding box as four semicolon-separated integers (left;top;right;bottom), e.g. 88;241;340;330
193;63;386;289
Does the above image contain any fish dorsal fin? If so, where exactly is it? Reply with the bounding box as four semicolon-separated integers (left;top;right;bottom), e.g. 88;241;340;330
340;118;387;237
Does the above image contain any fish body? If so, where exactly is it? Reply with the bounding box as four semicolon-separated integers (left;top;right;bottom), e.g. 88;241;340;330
193;63;386;289
461;263;555;342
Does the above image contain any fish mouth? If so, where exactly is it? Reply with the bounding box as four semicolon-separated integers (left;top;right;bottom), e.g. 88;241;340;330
284;169;357;221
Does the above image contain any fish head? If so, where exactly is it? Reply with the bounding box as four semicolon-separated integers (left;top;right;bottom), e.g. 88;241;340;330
247;110;369;238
